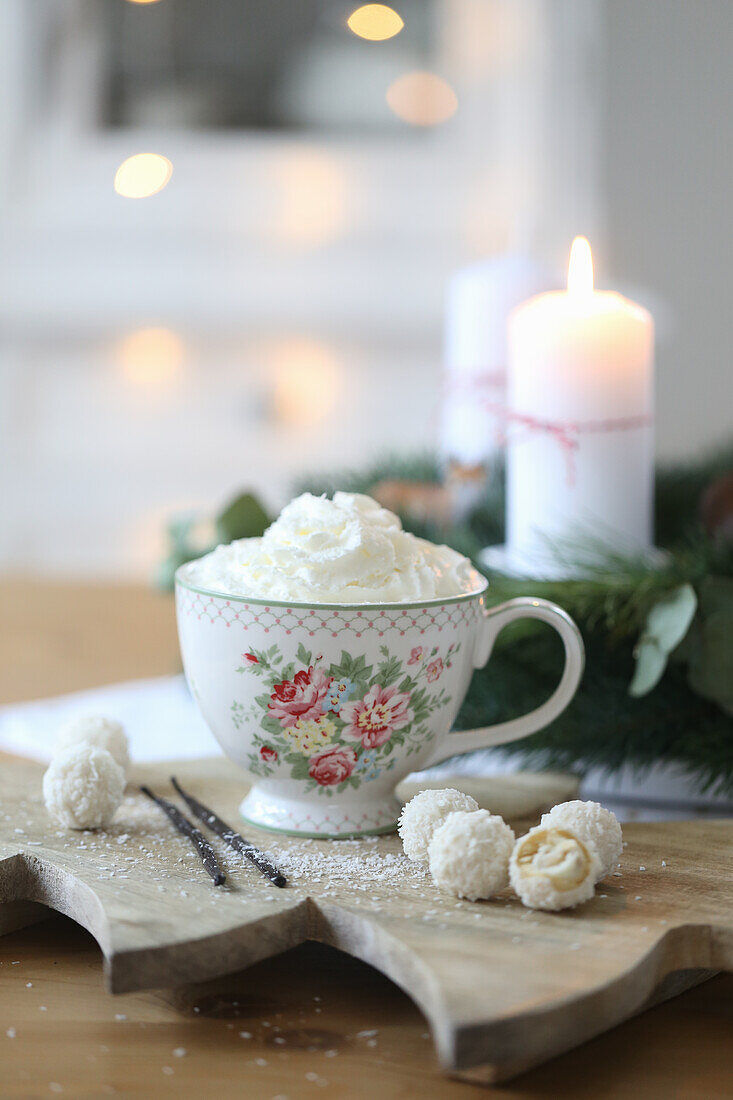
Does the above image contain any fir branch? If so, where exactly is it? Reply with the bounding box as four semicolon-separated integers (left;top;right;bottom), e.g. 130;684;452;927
295;443;733;792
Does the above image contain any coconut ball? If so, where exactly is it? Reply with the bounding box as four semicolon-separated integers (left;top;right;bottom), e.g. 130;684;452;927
428;810;515;901
56;715;130;776
398;788;479;862
43;744;125;830
510;825;600;911
540;800;622;880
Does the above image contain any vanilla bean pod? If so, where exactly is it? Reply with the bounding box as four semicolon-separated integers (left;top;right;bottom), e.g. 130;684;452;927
141;785;226;886
171;777;286;888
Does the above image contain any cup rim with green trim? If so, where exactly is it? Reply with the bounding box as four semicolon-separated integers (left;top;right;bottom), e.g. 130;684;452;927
174;561;490;612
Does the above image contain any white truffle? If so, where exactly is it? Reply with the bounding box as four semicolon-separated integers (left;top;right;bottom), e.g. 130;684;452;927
43;745;125;830
510;825;601;911
540;800;622;880
56;715;130;775
428;810;516;900
398;788;479;862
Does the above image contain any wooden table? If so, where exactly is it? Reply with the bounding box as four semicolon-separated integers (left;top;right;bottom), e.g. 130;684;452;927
1;577;732;1099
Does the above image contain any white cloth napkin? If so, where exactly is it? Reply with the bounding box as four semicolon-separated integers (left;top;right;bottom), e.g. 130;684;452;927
0;675;220;764
0;674;530;773
1;677;726;822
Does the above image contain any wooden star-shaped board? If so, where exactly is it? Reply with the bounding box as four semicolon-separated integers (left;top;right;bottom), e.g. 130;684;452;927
1;755;732;1083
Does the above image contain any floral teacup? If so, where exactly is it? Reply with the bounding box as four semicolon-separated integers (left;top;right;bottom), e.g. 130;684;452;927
175;570;584;837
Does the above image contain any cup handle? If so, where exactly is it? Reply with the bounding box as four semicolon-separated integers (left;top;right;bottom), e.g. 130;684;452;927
423;597;584;768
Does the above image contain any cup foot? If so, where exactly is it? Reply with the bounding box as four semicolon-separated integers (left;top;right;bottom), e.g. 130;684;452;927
239;788;401;839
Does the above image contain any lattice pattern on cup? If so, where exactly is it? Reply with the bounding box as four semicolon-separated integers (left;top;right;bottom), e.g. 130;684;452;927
177;590;481;637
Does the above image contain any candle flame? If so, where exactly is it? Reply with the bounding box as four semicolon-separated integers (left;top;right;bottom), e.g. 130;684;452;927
567;236;594;297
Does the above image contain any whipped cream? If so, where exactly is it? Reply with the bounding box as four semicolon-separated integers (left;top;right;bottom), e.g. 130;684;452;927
184;491;484;604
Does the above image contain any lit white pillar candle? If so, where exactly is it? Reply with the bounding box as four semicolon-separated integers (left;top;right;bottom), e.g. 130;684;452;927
505;238;654;573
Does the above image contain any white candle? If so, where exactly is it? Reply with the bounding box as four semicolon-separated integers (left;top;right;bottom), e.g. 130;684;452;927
505;238;654;573
440;254;556;466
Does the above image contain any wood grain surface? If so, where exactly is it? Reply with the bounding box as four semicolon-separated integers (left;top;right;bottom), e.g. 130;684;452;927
1;914;729;1100
0;576;180;703
1;577;732;1097
2;754;733;1083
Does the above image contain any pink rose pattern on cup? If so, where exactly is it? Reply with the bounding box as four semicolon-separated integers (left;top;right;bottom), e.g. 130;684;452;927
340;684;413;749
234;641;459;796
267;665;332;728
308;747;358;786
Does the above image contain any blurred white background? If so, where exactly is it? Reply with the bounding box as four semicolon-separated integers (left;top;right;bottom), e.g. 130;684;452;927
0;0;731;577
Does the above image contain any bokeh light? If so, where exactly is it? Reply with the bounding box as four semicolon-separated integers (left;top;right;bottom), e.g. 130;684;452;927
115;327;184;388
386;71;458;126
269;337;341;426
271;151;348;248
347;4;404;41
114;154;173;198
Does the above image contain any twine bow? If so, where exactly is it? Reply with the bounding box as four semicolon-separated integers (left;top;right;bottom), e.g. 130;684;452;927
445;369;506;395
444;374;652;486
484;403;653;487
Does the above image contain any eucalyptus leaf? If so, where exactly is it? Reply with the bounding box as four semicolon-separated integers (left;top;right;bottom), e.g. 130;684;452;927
153;546;200;591
629;583;697;697
645;583;698;652
153;555;182;592
167;513;197;548
629;641;668;697
216;493;270;543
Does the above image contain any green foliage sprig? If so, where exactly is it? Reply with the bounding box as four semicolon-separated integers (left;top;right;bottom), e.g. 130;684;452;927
298;445;733;793
157;446;733;791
